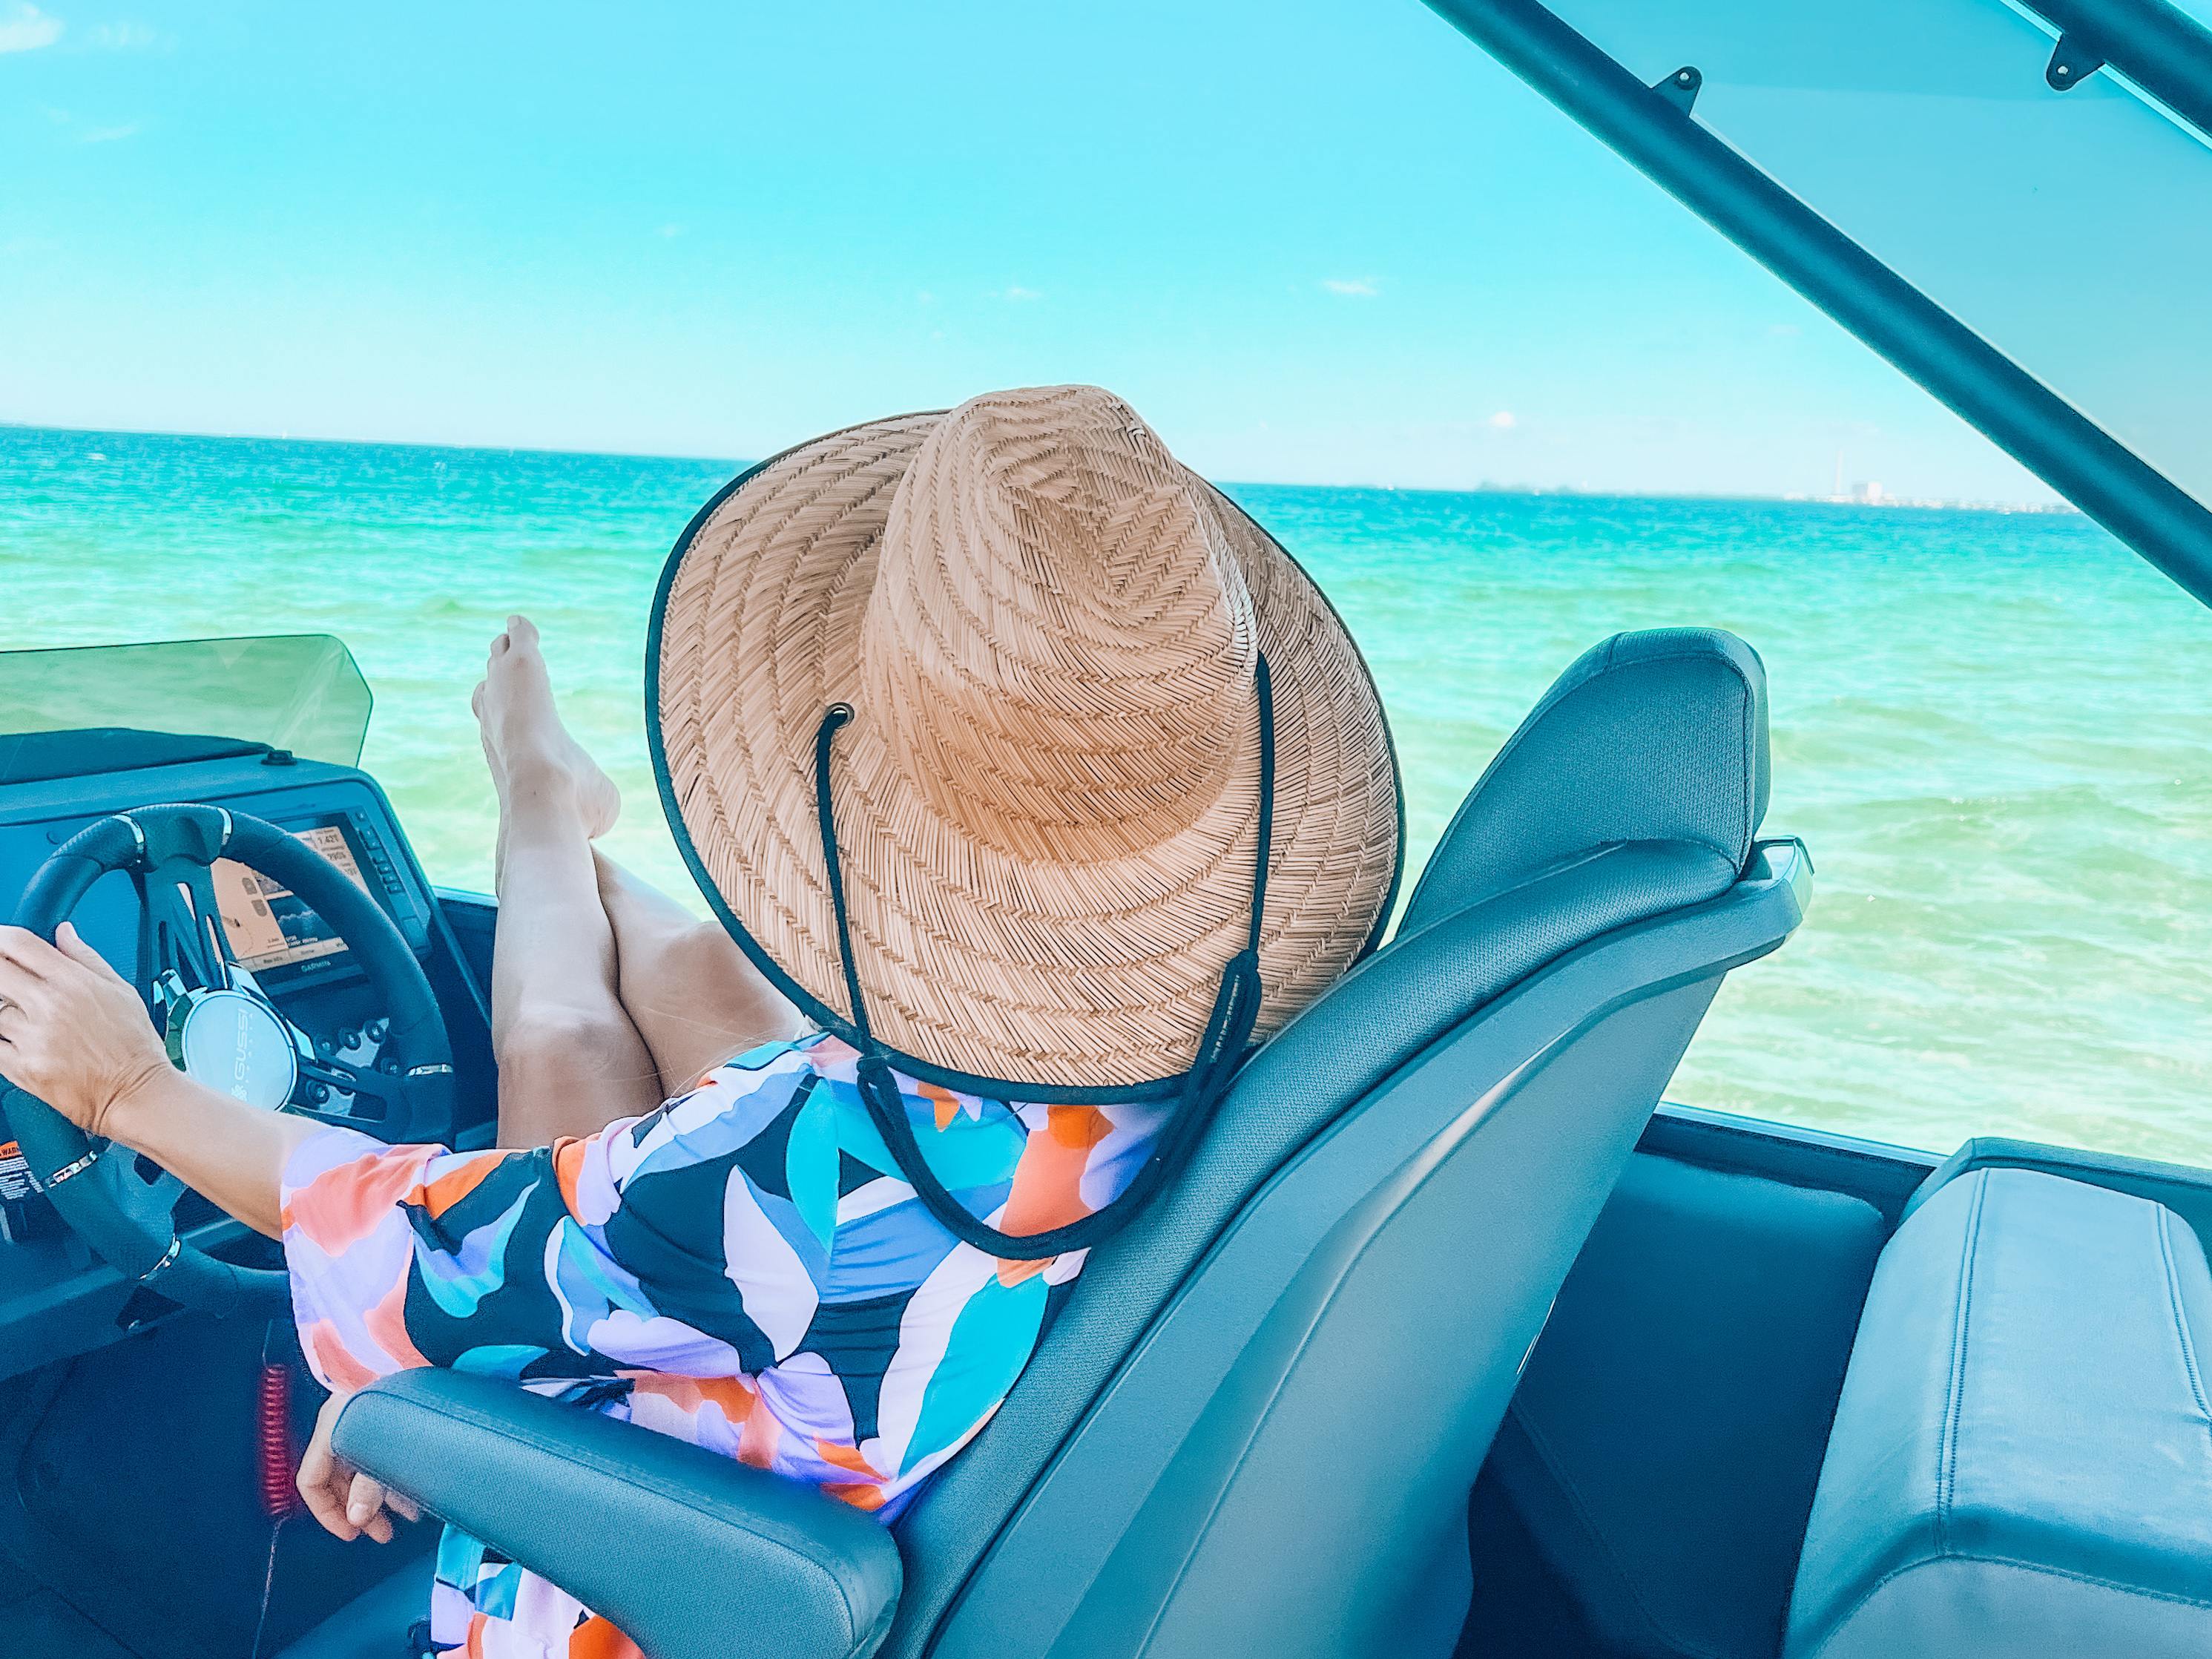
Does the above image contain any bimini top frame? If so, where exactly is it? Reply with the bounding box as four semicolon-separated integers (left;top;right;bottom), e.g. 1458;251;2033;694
1423;0;2212;611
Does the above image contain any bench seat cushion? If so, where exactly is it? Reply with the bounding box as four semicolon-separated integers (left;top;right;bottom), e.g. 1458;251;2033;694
1785;1166;2212;1659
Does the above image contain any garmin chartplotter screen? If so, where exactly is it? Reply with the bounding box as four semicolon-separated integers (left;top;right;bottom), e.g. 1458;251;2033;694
211;823;372;973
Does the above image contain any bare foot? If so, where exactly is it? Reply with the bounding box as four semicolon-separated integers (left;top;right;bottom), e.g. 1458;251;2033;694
473;616;621;841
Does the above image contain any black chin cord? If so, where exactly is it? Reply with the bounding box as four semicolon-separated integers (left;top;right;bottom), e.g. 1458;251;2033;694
812;655;1275;1260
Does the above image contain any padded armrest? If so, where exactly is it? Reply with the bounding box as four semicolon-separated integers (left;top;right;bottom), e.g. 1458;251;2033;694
335;1370;902;1659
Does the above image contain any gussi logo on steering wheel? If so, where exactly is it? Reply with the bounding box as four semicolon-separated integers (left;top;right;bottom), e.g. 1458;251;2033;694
1;801;455;1314
156;968;303;1111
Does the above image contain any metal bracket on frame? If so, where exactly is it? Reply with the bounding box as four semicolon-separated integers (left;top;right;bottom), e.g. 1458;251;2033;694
2045;32;2105;91
1653;64;1702;113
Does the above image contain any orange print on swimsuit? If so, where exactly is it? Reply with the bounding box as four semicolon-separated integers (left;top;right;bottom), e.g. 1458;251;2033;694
991;1104;1107;1277
568;1614;645;1659
814;1438;881;1479
625;1371;759;1423
300;1317;378;1395
363;1272;429;1370
738;1389;781;1469
285;1143;440;1255
421;1152;504;1219
918;1079;964;1131
551;1137;590;1215
824;1480;889;1512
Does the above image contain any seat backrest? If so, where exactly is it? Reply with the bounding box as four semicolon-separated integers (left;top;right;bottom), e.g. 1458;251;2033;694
885;628;1796;1659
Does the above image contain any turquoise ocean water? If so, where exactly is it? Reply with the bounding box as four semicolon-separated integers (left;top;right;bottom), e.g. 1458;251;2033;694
3;424;2208;1163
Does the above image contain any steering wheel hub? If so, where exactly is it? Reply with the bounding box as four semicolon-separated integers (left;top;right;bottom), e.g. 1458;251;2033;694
160;979;302;1111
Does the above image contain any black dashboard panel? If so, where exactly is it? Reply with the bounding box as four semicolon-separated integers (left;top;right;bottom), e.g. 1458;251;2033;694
0;740;494;1380
0;763;435;981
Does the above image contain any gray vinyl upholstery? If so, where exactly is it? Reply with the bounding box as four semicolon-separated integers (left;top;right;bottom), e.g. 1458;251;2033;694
1397;626;1768;935
317;626;1794;1659
1785;1169;2212;1659
336;1371;901;1659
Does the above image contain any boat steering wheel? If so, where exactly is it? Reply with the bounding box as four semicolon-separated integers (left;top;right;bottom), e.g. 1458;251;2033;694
2;804;452;1315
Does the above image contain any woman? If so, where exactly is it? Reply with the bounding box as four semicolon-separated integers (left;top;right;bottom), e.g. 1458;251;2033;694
0;386;1400;1657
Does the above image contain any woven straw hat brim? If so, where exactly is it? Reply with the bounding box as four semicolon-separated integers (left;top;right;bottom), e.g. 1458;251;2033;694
649;410;1402;1097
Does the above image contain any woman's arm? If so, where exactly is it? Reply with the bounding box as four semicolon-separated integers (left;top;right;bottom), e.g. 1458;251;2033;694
104;1065;319;1238
0;922;315;1238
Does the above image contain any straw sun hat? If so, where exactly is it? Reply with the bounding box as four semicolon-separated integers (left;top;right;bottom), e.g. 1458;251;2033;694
648;384;1402;1118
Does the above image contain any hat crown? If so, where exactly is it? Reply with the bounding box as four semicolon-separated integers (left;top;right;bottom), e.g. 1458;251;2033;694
860;385;1257;861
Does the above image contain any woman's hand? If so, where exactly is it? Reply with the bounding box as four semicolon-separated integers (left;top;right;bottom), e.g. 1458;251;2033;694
0;924;171;1137
297;1390;420;1543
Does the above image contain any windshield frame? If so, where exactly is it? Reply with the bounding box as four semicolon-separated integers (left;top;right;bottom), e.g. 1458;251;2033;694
1419;0;2212;610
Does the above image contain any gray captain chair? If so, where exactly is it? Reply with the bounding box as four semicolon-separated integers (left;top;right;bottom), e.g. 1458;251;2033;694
301;626;1806;1659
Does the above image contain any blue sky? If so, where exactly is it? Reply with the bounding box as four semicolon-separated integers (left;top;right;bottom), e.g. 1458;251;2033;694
0;0;2084;499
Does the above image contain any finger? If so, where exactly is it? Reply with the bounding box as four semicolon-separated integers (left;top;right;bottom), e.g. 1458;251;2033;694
0;956;50;1004
54;923;124;982
0;959;46;1013
346;1471;388;1528
297;1402;361;1541
385;1488;421;1523
297;1456;359;1541
348;1471;395;1543
0;927;60;979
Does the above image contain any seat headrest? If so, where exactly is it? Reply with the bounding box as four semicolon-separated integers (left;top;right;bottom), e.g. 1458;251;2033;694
1400;628;1768;937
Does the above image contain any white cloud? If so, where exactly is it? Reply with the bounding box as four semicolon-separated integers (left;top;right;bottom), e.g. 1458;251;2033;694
91;21;157;48
995;284;1041;302
0;5;62;53
1487;410;1518;430
81;122;139;142
1321;277;1379;298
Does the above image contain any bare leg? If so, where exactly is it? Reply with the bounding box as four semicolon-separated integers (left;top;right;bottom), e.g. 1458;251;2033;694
595;853;804;1100
475;617;662;1145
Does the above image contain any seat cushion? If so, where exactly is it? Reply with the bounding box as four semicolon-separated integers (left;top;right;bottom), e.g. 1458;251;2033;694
1785;1167;2212;1659
274;1556;431;1659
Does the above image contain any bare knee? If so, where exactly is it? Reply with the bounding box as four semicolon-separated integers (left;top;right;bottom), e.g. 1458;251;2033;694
497;1005;657;1103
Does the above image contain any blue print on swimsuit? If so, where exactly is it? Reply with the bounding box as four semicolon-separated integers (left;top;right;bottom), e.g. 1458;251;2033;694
281;1035;1162;1655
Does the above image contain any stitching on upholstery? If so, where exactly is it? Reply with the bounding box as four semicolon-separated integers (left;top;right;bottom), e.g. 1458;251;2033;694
1736;678;1755;860
1504;1402;1731;1659
1937;1170;1989;1554
2156;1208;2212;1427
355;1390;875;1647
1799;1549;2212;1659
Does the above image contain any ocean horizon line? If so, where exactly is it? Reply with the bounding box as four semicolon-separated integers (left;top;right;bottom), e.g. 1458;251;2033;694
1;418;2076;516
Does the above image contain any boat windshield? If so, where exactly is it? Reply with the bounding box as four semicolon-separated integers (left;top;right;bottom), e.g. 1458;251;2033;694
0;634;373;769
1538;0;2212;515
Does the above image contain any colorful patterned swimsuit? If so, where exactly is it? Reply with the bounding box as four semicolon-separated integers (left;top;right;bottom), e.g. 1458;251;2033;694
282;1031;1162;1658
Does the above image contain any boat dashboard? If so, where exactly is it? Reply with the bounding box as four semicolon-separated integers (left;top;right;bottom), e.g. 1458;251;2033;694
0;730;496;1377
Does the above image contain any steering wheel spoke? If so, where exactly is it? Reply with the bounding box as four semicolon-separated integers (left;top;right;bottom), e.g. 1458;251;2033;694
139;854;238;999
108;1146;188;1233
